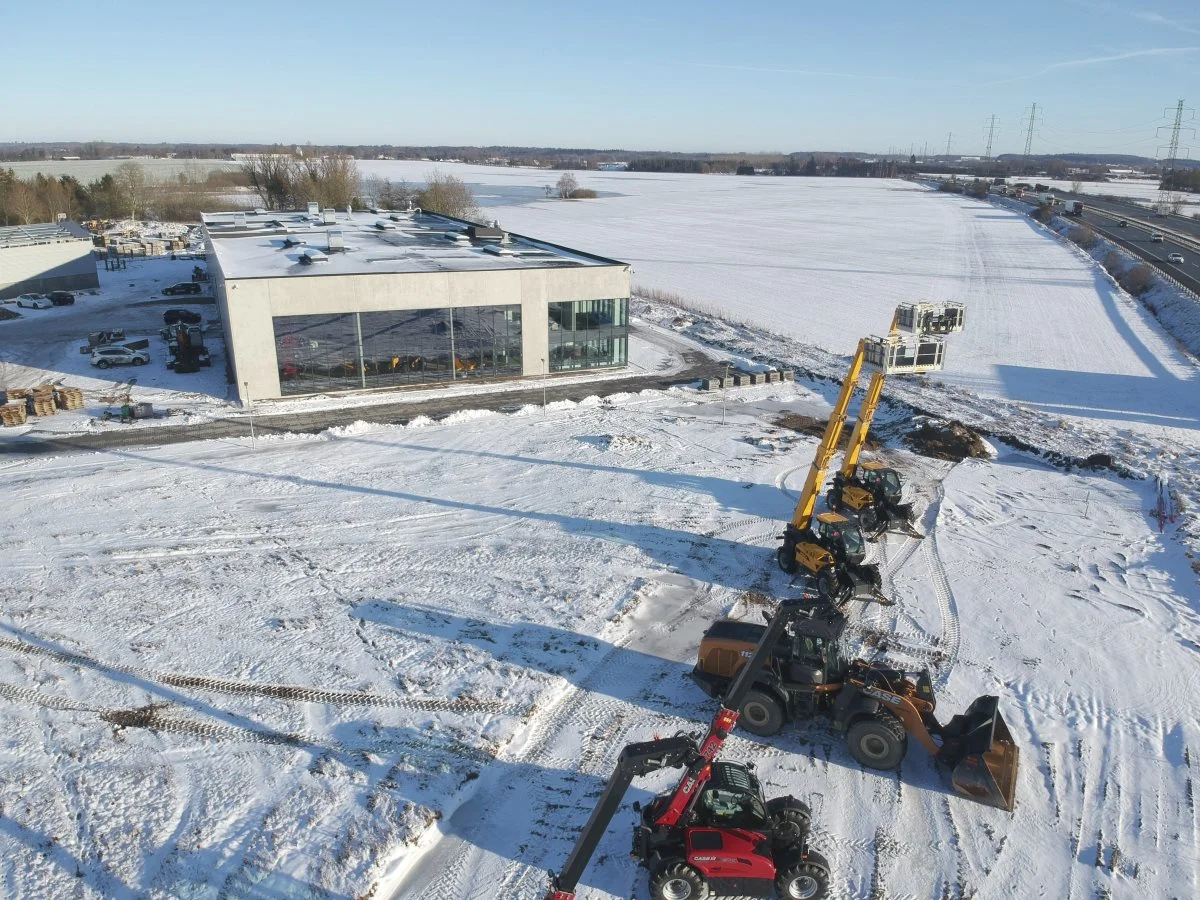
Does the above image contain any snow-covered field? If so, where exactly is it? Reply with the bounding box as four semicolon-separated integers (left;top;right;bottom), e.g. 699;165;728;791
2;171;1198;900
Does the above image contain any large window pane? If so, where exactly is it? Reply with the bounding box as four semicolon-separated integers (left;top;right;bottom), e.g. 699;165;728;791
274;304;523;396
547;298;629;371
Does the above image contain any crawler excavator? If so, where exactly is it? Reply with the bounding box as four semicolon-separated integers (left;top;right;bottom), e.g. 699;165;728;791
825;302;965;539
777;306;959;604
544;597;831;900
691;600;1018;812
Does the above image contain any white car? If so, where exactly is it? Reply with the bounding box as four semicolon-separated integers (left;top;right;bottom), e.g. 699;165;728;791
1167;252;1185;264
16;294;52;309
90;346;149;369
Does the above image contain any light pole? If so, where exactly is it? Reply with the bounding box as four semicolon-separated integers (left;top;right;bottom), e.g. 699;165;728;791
244;381;255;445
540;358;547;415
720;362;731;425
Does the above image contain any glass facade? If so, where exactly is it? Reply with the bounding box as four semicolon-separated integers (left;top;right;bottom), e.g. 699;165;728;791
547;299;629;371
273;305;523;395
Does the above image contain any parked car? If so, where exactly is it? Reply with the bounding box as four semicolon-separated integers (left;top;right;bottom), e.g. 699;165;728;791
162;282;203;296
16;293;52;309
90;346;149;368
1167;252;1185;264
48;291;75;306
1151;233;1165;242
163;308;203;326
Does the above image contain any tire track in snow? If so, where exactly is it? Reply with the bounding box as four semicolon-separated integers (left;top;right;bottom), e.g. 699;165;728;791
390;580;726;900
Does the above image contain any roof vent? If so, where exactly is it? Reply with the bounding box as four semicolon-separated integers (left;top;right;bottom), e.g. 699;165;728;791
299;248;329;265
375;219;397;230
482;244;513;256
307;202;319;216
322;209;337;225
233;212;247;227
282;234;306;248
468;225;506;242
327;229;345;252
444;230;470;243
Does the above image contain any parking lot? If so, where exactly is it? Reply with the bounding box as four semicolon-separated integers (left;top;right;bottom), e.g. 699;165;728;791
0;256;230;432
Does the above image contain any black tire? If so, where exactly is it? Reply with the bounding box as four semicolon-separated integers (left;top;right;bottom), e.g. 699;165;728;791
740;689;785;737
777;545;797;574
815;568;838;601
132;357;146;366
859;505;879;532
825;489;840;511
775;860;829;900
846;714;908;770
649;860;710;900
767;796;811;847
96;360;110;369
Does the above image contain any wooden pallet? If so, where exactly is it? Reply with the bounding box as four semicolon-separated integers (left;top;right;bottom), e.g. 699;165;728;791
54;387;85;410
32;398;57;417
0;404;28;427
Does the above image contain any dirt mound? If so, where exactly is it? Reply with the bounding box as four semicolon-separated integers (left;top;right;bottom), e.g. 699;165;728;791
774;414;880;451
905;419;990;461
0;307;20;322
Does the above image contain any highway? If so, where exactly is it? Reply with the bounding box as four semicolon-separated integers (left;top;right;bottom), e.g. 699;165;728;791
1063;204;1200;297
1057;189;1200;242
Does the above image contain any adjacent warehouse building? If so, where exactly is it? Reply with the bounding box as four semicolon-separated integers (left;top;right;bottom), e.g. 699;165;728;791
202;207;631;401
0;221;99;299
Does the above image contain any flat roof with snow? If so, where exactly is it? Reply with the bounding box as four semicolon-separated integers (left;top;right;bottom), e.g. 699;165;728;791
202;208;625;280
0;221;91;250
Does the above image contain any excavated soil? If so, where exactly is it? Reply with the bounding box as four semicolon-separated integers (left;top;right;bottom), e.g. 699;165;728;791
904;419;990;461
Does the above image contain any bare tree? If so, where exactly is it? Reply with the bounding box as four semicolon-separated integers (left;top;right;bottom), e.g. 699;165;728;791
416;171;480;220
114;162;149;220
556;172;579;199
8;181;44;224
300;155;359;208
1069;178;1083;193
241;152;300;210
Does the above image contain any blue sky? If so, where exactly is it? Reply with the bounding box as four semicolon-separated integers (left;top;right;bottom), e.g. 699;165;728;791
3;0;1198;156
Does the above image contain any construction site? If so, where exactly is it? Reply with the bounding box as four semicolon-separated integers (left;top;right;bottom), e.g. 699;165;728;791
1;171;1197;900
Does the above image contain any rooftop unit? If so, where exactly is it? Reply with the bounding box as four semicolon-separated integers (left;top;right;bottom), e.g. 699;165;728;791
327;229;345;252
307;202;319;216
467;225;506;242
298;248;329;265
321;209;337;225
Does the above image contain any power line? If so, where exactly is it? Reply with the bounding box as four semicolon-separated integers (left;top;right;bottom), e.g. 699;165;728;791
1021;102;1039;172
984;114;998;158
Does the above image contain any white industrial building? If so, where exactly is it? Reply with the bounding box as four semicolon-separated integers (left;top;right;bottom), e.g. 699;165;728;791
0;221;99;299
202;207;631;402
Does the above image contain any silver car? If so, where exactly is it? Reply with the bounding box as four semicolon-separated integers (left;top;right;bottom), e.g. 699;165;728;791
1167;252;1184;264
90;346;149;369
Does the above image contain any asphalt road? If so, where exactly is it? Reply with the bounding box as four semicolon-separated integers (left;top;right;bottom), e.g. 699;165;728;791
1058;190;1200;243
1066;207;1200;296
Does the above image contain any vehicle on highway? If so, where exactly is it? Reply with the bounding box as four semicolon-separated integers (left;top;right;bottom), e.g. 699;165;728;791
162;282;203;296
163;308;203;326
48;291;76;306
1151;233;1164;243
16;294;53;309
90;346;149;368
1167;252;1184;264
1118;220;1128;227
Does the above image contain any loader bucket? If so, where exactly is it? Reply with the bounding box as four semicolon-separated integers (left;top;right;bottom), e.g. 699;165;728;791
939;696;1019;812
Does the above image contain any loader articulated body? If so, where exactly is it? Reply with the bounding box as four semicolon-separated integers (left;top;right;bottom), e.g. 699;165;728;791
691;601;1018;812
545;599;831;900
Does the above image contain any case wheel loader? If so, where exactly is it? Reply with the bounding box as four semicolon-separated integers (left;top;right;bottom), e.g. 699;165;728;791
690;602;1019;812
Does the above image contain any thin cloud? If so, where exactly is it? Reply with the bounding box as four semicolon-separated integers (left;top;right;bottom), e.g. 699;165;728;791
687;61;910;82
987;46;1198;84
1132;11;1200;36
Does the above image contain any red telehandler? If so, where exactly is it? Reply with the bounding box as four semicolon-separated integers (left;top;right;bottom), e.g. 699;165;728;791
544;597;830;900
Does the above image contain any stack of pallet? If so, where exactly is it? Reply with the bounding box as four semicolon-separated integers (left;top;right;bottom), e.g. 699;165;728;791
7;386;59;418
54;387;85;410
0;403;28;427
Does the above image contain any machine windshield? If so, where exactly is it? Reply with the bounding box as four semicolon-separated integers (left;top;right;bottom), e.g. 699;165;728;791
881;469;902;497
699;788;769;830
841;524;865;555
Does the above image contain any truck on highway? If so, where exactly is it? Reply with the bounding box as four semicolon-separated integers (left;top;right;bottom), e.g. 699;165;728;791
1063;200;1084;216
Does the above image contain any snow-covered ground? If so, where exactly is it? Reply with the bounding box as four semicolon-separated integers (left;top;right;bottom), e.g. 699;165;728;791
2;171;1198;900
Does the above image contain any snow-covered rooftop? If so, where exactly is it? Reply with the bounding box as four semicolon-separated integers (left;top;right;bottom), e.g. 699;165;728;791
0;220;91;249
201;208;626;280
